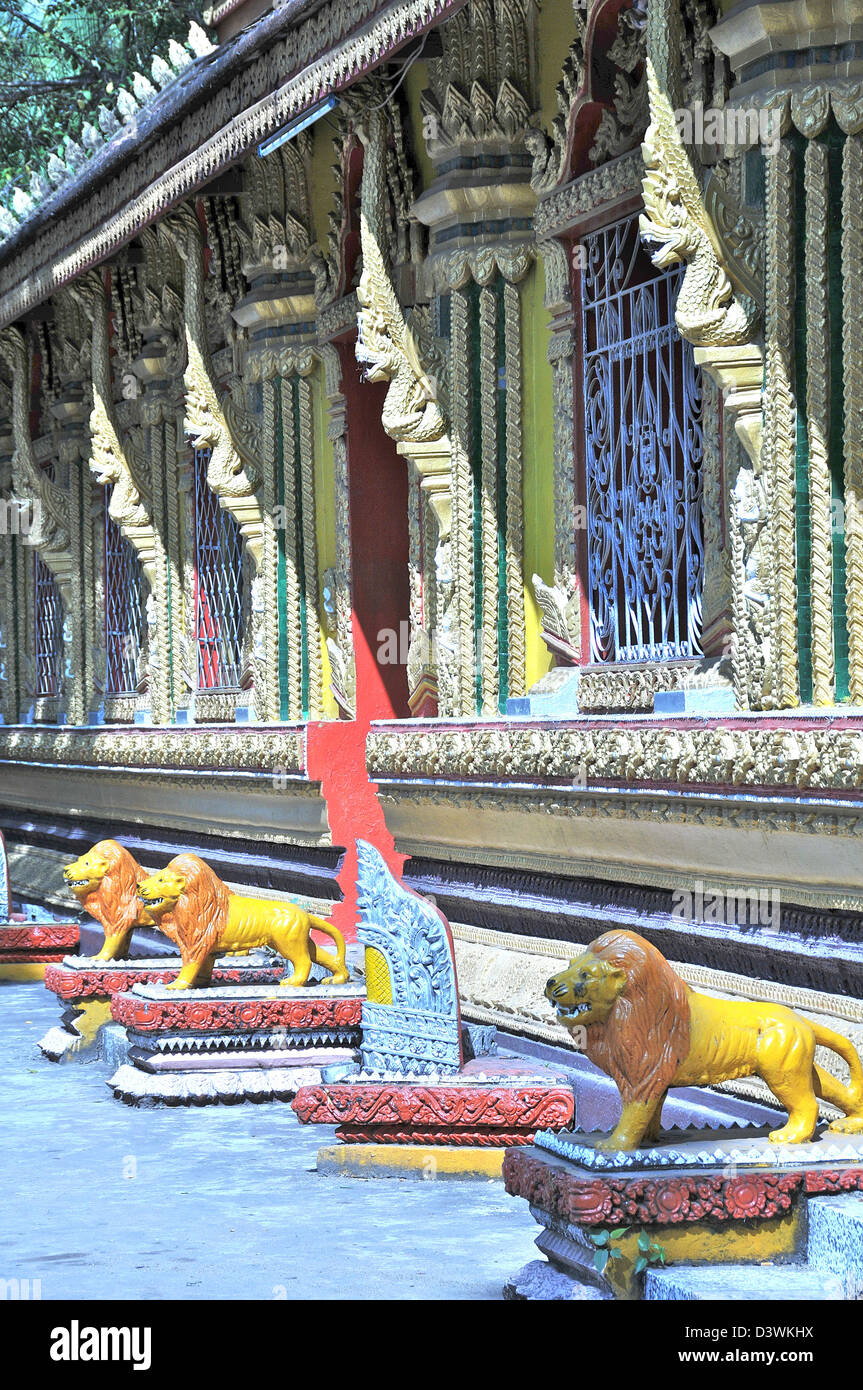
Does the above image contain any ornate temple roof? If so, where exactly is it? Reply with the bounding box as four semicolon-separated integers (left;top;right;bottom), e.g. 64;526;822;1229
0;0;461;328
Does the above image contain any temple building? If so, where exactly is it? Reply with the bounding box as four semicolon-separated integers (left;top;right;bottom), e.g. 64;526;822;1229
2;0;863;1119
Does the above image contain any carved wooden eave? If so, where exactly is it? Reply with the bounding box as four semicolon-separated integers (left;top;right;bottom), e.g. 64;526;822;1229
0;0;469;334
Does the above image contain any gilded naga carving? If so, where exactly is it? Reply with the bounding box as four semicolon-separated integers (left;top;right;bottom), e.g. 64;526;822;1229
355;107;446;445
165;203;264;560
639;61;755;350
71;271;157;584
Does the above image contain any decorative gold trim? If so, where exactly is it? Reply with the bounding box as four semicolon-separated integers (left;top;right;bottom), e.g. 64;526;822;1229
298;373;323;719
843;134;863;705
0;723;305;773
450;287;475;716
280;376;303;722
804;138;835;706
367;719;863;793
478;284;499;713
503;278;525;699
762;137;799;710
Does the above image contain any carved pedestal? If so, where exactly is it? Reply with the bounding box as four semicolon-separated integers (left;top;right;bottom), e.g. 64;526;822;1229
38;950;286;1062
106;978;365;1106
503;1130;863;1300
292;841;575;1175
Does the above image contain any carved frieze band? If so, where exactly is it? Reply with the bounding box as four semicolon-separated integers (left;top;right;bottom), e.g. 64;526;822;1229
0;724;304;774
367;720;863;794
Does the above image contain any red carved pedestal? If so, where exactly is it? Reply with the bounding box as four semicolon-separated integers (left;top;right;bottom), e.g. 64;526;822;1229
45;957;284;1001
111;989;364;1036
0;922;80;964
293;1062;575;1146
503;1147;863;1226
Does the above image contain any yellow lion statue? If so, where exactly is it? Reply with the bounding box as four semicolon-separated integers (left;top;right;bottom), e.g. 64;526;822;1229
546;929;863;1149
137;853;350;991
63;840;148;961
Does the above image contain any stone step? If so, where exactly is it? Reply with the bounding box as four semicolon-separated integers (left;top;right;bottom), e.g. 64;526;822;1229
806;1194;863;1296
644;1265;842;1301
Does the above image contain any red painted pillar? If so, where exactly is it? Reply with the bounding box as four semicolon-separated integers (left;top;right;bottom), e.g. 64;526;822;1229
306;339;410;938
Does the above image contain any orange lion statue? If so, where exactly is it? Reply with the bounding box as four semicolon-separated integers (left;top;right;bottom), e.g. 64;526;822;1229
546;929;863;1149
136;852;350;991
63;839;147;961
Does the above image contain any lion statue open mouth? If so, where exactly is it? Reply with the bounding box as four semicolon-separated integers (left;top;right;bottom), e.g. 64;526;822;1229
137;853;350;991
546;929;863;1150
63;840;147;961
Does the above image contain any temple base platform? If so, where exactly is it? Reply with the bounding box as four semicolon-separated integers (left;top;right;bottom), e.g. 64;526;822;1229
106;978;365;1105
503;1126;863;1300
293;1056;576;1160
39;950;288;1061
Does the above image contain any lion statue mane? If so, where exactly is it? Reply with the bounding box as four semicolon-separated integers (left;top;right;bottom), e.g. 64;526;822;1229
62;839;147;961
547;929;863;1150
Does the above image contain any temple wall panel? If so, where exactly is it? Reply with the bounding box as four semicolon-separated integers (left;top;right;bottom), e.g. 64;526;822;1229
4;0;863;1057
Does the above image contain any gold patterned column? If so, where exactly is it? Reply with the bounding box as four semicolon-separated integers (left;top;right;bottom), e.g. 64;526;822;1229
804;138;835;706
503;278;526;700
450;286;477;715
478;284;500;713
0;530;18;722
297;373;323;719
763;136;799;709
260;377;281;722
842;132;863;704
144;413;172;724
280;376;303;721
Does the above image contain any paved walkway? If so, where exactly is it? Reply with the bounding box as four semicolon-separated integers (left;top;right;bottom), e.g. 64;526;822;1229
0;978;537;1300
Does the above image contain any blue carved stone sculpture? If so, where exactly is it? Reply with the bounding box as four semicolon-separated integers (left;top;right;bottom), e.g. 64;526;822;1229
355;840;462;1075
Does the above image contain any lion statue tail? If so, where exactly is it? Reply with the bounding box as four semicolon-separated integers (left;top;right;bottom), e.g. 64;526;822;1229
308;914;348;974
811;1021;863;1115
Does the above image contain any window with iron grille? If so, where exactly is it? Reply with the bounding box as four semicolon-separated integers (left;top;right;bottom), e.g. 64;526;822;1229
34;552;62;697
582;215;705;664
193;447;245;691
104;503;147;697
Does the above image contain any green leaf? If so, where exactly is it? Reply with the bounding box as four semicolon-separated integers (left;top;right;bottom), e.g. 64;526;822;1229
590;1230;609;1247
610;1227;628;1239
634;1255;648;1275
594;1249;609;1275
637;1231;651;1253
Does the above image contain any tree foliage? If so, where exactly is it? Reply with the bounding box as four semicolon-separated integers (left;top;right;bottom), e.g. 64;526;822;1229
0;1;209;192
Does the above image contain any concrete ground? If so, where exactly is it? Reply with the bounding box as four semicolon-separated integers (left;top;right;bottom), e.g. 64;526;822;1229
0;977;537;1301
